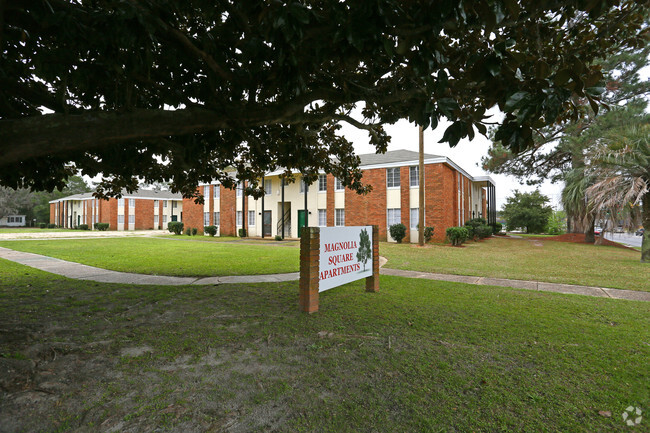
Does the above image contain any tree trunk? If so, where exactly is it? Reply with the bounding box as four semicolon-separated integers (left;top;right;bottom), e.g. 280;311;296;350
584;218;595;244
642;191;649;263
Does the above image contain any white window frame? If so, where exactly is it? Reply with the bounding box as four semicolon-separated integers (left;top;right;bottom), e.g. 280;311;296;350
163;215;168;224
214;184;220;199
335;209;345;227
410;208;420;229
236;181;243;197
203;185;210;198
410;166;419;187
318;209;327;227
154;215;159;225
128;214;135;224
318;174;327;192
118;215;124;224
154;200;159;207
248;210;255;226
117;198;124;207
163;200;168;208
387;208;401;227
236;211;242;226
213;212;220;226
387;168;400;188
335;177;344;191
129;198;135;208
204;212;210;226
264;179;272;196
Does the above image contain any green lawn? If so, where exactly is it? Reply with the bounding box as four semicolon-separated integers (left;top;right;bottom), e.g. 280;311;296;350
381;236;650;292
0;227;68;233
0;237;300;276
1;258;648;432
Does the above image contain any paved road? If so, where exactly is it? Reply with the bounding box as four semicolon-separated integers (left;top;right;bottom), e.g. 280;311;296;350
604;232;643;248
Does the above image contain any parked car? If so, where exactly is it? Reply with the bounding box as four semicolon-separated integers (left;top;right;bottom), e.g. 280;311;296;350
636;228;645;236
594;226;603;235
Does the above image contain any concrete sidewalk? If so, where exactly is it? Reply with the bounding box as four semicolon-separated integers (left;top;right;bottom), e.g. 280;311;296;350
0;246;648;301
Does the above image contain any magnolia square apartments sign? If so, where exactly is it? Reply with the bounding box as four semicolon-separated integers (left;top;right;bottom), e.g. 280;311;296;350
299;225;379;313
318;226;373;292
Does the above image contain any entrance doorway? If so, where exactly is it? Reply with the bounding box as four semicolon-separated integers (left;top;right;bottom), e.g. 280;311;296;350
297;210;306;237
263;211;272;237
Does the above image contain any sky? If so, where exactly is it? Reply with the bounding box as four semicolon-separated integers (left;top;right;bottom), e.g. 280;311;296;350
340;111;564;211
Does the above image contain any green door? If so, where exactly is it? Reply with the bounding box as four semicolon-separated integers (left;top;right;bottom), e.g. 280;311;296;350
298;210;306;238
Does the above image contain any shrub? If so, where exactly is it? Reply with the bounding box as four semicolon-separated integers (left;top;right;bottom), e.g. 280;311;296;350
490;222;503;235
239;228;247;237
192;227;198;236
475;224;492;239
274;235;282;241
446;226;469;246
167;221;184;235
423;226;435;242
464;218;487;240
204;225;217;237
185;228;192;236
389;223;407;243
47;223;56;229
94;222;109;231
78;224;90;230
39;223;47;229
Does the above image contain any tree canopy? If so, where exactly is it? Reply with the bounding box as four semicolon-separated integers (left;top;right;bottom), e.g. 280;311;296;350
501;189;553;233
1;1;648;200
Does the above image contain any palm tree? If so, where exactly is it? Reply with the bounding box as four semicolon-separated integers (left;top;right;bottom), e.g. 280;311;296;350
585;125;649;262
561;166;597;243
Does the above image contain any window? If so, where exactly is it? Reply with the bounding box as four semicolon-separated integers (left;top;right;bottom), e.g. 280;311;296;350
154;200;159;207
410;166;419;187
248;210;255;226
118;198;124;207
318;174;327;192
214;184;220;199
335;177;344;191
154;215;159;225
387;168;400;188
300;178;307;193
236;211;242;226
118;215;124;224
264;180;272;196
163;215;167;224
129;198;135;208
410;208;420;229
204;212;210;226
129;214;135;224
163;200;168;208
236;181;243;197
335;209;345;226
203;185;210;198
387;208;401;226
172;201;177;209
213;212;220;226
318;209;326;226
8;216;13;223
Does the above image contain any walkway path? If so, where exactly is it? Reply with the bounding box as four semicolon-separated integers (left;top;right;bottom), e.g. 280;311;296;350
1;246;648;302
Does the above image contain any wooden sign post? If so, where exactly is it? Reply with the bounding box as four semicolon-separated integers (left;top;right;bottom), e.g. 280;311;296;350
299;225;379;313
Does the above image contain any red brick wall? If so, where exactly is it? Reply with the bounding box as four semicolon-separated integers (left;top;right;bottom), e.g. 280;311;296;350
182;192;205;234
108;198;117;230
400;166;410;240
424;163;457;242
135;199;154;230
124;199;130;230
326;174;335;227
49;203;55;225
345;168;388;240
220;185;237;236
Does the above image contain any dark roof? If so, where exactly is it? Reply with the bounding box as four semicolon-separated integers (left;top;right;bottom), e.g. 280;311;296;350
52;189;182;202
357;149;442;166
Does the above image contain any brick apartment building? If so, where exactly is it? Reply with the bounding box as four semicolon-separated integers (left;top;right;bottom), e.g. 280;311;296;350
49;190;183;230
182;150;496;242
